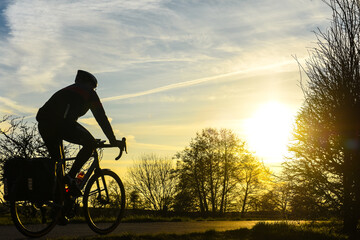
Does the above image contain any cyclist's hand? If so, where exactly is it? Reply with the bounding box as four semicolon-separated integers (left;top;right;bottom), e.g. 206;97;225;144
109;138;118;146
115;137;127;160
111;139;124;147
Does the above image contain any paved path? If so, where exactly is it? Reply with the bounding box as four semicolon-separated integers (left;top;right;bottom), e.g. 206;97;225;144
2;220;269;239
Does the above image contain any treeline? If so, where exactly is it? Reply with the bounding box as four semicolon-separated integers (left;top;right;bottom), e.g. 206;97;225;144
124;127;347;220
125;116;355;221
126;128;283;218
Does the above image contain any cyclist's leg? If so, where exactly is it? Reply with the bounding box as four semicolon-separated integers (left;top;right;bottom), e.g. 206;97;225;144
38;121;63;162
38;121;64;199
39;121;81;224
62;122;96;178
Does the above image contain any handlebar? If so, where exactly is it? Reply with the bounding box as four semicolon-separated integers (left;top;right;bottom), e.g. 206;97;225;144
116;137;128;160
96;137;127;160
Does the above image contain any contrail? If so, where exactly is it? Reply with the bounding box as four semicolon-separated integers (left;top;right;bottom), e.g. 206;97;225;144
101;60;294;103
101;73;231;102
2;60;294;119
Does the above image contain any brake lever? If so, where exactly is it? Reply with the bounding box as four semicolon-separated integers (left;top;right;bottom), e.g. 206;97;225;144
115;137;127;160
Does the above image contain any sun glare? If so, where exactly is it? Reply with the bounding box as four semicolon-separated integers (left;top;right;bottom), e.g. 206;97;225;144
244;101;295;163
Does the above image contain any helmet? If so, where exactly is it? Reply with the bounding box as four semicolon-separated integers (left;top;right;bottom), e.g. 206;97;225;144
75;70;98;88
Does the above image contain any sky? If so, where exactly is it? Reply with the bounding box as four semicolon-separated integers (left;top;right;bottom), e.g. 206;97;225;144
0;0;332;175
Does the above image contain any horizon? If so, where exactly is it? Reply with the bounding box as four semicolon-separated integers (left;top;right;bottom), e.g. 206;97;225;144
0;0;332;175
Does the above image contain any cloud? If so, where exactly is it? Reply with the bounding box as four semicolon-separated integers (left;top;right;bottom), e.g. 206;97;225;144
0;96;37;115
0;0;329;95
0;0;331;131
124;134;182;152
79;117;112;126
78;117;98;126
101;59;295;102
0;1;71;91
0;0;169;92
133;142;182;152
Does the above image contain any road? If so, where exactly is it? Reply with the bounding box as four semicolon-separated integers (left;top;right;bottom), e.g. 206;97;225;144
1;220;267;240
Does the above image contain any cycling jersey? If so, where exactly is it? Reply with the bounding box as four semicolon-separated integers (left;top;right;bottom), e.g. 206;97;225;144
36;83;116;143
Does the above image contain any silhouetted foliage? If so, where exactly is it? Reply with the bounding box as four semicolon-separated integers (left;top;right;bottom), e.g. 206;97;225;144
0;115;75;203
283;107;343;218
284;0;360;235
174;128;244;214
0;116;48;203
174;128;271;215
127;154;176;211
237;153;271;217
129;190;141;210
0;116;48;160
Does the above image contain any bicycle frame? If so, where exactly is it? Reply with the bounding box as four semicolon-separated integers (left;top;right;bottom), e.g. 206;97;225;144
64;151;100;191
60;141;123;194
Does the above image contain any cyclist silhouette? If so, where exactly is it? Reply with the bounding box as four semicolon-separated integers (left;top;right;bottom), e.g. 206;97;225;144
36;70;120;196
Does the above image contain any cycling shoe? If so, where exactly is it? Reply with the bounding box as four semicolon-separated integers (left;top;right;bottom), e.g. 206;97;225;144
64;175;82;198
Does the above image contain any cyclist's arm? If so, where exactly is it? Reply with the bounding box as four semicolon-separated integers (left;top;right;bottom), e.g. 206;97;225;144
90;94;117;144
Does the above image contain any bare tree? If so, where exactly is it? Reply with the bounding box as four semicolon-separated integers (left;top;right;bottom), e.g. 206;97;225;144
127;154;176;211
0;116;47;203
237;154;271;217
0;115;76;203
0;116;48;160
129;190;141;210
175;128;255;215
286;0;360;235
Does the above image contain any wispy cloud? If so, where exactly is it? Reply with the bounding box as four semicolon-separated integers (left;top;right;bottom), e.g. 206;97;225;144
79;117;112;126
0;0;169;92
0;0;330;95
102;60;295;102
132;141;181;152
0;96;37;115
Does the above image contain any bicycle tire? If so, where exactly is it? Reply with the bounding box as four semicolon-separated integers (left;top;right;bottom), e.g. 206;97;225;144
83;169;125;234
10;180;62;238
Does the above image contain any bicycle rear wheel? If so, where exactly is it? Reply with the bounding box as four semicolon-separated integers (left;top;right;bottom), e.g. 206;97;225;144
83;169;125;234
10;198;60;238
10;174;63;238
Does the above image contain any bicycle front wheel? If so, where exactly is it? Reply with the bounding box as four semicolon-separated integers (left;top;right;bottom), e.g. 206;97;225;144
83;169;125;234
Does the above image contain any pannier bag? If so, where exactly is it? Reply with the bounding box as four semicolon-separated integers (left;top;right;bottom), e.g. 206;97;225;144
3;157;55;201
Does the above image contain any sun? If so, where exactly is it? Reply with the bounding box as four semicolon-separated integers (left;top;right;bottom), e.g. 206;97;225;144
243;101;295;163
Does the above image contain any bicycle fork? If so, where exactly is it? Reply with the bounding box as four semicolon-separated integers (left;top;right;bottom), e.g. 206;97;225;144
95;173;110;204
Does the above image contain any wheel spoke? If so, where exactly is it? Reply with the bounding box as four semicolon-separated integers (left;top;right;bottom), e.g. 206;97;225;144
11;199;59;237
10;178;62;238
83;170;125;234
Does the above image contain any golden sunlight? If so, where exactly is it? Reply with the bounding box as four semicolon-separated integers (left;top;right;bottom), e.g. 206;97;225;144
243;101;295;163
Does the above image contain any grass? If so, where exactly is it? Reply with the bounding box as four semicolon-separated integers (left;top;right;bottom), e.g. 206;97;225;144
0;213;12;225
48;229;251;240
0;213;191;225
48;221;348;240
250;222;347;240
122;215;190;223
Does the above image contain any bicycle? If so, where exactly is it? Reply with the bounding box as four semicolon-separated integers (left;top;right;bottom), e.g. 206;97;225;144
7;137;127;238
